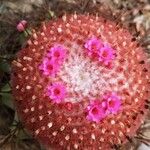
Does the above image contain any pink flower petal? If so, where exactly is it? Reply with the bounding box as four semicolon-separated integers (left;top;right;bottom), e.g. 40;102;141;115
47;82;66;103
17;20;27;32
86;100;107;123
98;44;116;65
39;58;59;77
84;37;103;56
103;92;121;114
47;45;66;64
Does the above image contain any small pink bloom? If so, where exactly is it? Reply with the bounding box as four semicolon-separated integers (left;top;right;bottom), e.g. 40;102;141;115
84;37;103;56
39;58;59;77
47;83;66;103
17;20;27;32
86;100;106;123
98;44;116;65
47;45;66;64
103;92;121;114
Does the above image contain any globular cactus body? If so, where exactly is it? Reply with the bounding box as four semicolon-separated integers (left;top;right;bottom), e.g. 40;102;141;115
12;14;150;150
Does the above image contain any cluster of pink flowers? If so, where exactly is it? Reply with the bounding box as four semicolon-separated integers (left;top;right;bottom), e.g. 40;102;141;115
39;45;66;77
84;37;116;65
86;92;121;123
40;45;67;103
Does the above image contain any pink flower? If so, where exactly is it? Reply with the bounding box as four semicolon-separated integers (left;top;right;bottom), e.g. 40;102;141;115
86;100;107;123
84;37;103;56
98;44;116;65
103;92;121;114
47;83;66;103
47;45;66;64
39;58;59;77
86;93;121;123
17;20;27;32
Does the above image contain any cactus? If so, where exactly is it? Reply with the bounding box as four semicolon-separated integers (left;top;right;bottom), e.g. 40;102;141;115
11;14;150;149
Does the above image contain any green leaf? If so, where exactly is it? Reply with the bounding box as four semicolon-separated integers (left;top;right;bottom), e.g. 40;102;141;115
47;10;56;19
23;28;32;37
0;60;11;73
0;93;14;109
1;83;11;92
